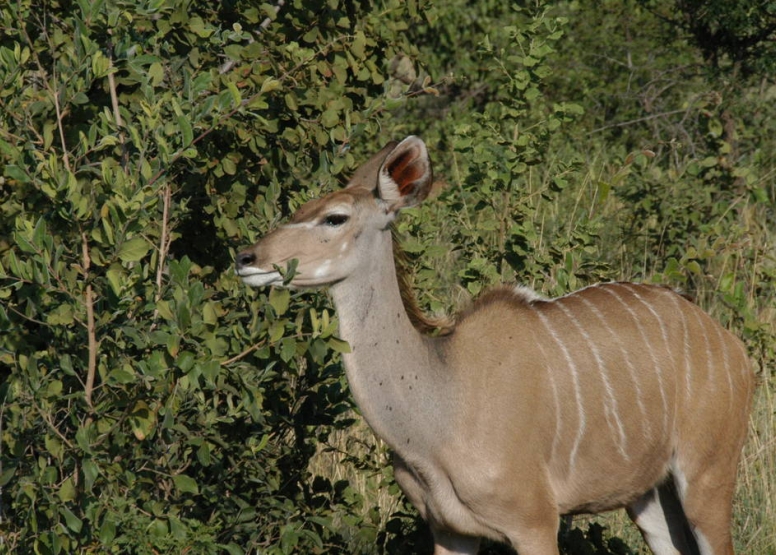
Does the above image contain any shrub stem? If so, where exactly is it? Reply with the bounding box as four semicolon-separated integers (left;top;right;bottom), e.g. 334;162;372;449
81;232;98;409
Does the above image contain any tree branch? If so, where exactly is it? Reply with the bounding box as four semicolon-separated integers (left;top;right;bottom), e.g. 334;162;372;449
221;339;266;366
81;232;98;409
155;184;172;304
587;108;688;134
107;51;129;172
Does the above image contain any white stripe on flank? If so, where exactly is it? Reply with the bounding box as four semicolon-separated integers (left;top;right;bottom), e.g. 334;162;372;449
694;308;715;393
623;285;679;429
535;309;586;470
581;298;652;439
622;285;675;362
666;293;693;403
579;295;653;437
599;285;670;435
556;301;630;461
711;320;735;410
529;318;563;462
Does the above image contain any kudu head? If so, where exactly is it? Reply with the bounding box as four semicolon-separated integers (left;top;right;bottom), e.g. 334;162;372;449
235;136;433;288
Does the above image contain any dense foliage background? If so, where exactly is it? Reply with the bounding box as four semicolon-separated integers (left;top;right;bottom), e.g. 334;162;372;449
1;0;773;553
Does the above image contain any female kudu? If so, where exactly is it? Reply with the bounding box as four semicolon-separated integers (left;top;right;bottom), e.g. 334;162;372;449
235;136;754;555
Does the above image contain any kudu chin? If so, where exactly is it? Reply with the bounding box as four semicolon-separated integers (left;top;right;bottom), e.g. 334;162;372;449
236;136;754;555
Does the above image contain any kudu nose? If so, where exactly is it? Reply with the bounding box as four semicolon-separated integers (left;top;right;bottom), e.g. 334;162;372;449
235;250;256;270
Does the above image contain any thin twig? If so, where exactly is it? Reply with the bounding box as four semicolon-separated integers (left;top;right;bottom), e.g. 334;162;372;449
221;340;266;366
81;232;98;409
155;184;172;303
34;402;75;450
587;108;688;135
107;58;123;127
107;52;129;172
52;76;71;172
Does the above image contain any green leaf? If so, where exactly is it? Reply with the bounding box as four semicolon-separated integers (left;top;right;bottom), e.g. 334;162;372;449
269;287;290;315
227;81;242;106
14;231;36;254
47;303;74;326
82;459;99;492
197;442;212;466
321;109;339;128
178;115;193;146
261;78;282;93
129;400;156;441
107;366;136;385
202;302;218;325
327;337;351;354
118;237;150;262
4;164;30;183
176;351;196;372
148;62;164;87
172;474;199;494
106;264;124;296
99;518;116;544
279;337;296;362
58;476;76;502
189;16;213;37
156;300;174;320
268;320;285;343
60;506;83;533
351;30;367;59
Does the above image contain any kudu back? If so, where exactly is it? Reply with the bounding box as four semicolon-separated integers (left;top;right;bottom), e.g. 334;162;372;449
236;136;754;555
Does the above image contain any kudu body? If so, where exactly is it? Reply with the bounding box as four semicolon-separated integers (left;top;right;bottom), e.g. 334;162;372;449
235;137;754;555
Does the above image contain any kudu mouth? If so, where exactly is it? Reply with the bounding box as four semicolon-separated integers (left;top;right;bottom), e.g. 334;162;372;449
234;248;284;287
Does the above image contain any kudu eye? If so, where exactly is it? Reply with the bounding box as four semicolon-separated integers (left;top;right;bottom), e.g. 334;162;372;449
322;213;349;227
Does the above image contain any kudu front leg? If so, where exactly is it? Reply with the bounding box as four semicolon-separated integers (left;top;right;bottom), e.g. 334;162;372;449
504;524;561;555
431;528;480;555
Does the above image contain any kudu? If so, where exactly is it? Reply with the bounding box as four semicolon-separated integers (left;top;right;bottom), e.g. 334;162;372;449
235;136;754;555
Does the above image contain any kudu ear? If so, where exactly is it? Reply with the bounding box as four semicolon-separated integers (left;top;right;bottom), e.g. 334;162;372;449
377;136;433;211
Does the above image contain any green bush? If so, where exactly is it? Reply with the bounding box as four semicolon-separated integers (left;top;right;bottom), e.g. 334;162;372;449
0;0;435;552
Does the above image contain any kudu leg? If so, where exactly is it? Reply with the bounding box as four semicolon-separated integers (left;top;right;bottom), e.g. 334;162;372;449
673;441;741;555
677;475;737;555
506;526;561;555
627;482;699;555
431;529;480;555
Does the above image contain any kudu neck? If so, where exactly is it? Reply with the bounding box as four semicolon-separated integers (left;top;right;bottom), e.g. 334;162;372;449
328;232;452;451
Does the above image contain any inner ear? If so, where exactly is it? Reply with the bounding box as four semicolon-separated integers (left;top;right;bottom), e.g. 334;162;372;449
386;146;427;197
378;136;433;210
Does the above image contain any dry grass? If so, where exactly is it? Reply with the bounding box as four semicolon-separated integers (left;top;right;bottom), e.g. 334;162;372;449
309;421;404;525
736;376;776;553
